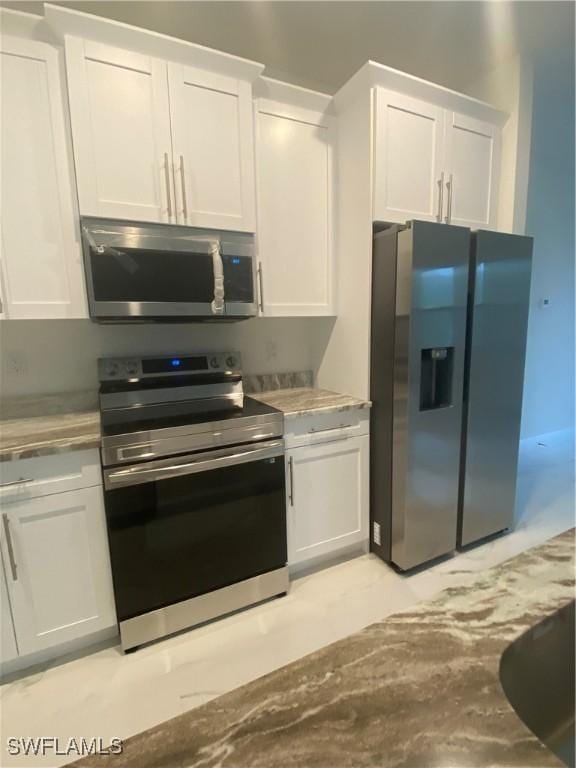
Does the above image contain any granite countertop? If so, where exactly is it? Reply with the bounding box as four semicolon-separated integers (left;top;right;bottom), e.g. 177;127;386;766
252;387;371;418
0;392;100;463
0;411;101;463
72;528;574;768
0;386;370;462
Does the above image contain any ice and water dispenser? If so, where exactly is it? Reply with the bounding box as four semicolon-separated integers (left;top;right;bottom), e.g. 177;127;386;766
419;347;454;411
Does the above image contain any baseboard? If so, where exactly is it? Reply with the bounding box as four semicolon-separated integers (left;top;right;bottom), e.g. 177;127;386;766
1;626;119;682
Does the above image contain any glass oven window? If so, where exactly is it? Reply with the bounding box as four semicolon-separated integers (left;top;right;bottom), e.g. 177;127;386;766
105;455;286;621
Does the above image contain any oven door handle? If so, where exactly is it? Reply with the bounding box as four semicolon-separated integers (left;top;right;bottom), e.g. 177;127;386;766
104;440;284;489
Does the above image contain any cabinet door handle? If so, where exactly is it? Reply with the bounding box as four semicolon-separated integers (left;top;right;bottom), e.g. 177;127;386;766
308;424;353;435
179;155;188;222
164;152;173;221
2;513;18;581
257;263;264;313
288;456;295;506
445;173;453;224
436;171;444;222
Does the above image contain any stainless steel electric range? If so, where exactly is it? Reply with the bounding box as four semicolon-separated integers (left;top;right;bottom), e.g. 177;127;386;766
98;352;288;651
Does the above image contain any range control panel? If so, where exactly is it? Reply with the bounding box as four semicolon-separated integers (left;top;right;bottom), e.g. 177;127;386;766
98;352;241;381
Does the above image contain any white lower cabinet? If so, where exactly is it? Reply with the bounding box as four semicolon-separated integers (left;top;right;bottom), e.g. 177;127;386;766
0;452;116;662
286;429;369;567
1;559;18;663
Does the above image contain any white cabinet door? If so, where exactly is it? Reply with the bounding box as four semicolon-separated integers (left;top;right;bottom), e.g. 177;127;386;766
168;63;256;231
287;435;369;566
65;38;173;223
256;100;335;316
0;36;86;319
0;486;116;656
0;555;18;663
444;111;501;229
373;88;445;224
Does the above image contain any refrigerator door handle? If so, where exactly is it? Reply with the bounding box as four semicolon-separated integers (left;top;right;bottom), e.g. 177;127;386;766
436;172;445;222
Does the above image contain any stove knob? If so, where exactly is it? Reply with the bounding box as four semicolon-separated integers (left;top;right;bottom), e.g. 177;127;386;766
226;356;237;369
210;357;220;369
107;363;119;377
125;361;138;376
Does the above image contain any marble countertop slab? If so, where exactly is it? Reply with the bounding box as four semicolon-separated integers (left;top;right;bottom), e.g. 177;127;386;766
71;528;574;768
0;393;100;462
252;387;371;418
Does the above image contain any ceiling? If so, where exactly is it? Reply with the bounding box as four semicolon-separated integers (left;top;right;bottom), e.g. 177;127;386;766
2;1;574;94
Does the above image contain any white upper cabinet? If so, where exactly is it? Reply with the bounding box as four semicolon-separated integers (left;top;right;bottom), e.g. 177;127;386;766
1;485;116;656
169;65;256;231
443;111;500;229
0;35;87;319
373;88;445;224
255;96;335;316
64;37;258;231
372;85;502;229
65;38;173;224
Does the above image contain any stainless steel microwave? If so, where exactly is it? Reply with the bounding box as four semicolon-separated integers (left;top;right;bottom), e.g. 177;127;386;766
81;218;257;322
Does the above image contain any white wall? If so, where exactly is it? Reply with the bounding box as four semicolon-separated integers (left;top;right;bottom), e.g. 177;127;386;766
465;54;534;234
520;50;575;438
0;318;321;398
466;50;575;438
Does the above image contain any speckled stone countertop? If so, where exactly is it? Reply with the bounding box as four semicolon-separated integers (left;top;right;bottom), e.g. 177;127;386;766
72;529;574;768
0;386;370;462
252;387;371;418
0;392;100;463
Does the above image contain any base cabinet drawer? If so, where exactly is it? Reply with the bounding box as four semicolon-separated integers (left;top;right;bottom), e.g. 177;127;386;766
0;449;101;505
1;485;116;657
286;434;369;567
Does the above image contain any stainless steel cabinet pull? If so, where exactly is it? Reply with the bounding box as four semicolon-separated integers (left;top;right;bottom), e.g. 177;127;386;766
436;171;444;222
0;478;32;488
288;456;295;506
164;152;173;220
308;424;353;435
2;513;17;581
257;263;264;313
445;173;453;224
179;155;188;222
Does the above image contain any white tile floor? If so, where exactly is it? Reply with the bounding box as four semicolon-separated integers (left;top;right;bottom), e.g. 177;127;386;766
1;429;574;768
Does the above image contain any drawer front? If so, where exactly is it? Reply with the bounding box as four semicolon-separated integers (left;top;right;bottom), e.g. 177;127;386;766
285;408;370;449
0;449;101;503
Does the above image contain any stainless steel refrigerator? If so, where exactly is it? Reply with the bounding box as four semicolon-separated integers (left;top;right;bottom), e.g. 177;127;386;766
370;221;532;571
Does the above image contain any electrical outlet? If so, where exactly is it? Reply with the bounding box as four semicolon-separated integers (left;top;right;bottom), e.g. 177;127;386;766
373;522;381;546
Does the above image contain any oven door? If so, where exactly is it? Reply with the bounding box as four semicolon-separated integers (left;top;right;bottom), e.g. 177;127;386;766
102;440;286;624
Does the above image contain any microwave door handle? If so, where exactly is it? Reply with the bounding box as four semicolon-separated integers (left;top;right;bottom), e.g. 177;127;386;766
105;441;284;489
